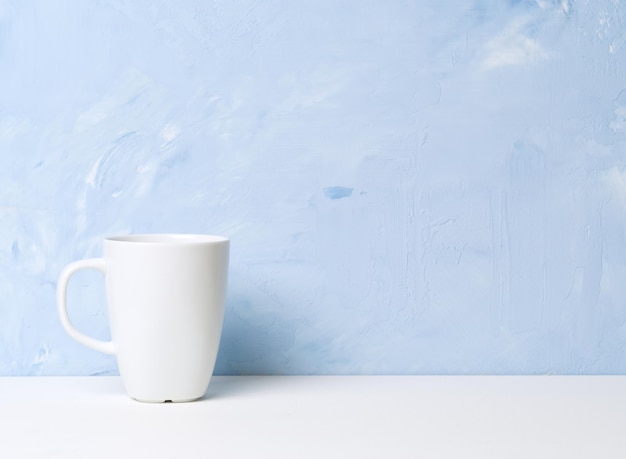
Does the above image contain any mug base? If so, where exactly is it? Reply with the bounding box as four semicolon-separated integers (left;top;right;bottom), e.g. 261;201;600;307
132;396;203;403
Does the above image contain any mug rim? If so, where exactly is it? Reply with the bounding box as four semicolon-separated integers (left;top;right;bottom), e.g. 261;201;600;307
105;234;229;244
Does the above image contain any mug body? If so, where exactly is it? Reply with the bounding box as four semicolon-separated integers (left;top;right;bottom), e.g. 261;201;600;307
103;234;229;402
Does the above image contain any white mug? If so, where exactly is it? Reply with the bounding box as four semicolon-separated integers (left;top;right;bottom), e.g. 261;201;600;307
56;234;229;402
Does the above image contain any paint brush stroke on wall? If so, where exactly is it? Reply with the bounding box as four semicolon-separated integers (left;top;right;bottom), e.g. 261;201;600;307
323;186;353;200
1;0;626;376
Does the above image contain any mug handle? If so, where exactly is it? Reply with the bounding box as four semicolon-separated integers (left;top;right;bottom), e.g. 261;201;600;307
56;258;115;355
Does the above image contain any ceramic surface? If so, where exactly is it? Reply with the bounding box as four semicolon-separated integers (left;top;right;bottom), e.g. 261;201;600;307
57;234;229;402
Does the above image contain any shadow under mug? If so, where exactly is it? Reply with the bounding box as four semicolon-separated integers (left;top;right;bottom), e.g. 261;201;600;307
56;234;229;402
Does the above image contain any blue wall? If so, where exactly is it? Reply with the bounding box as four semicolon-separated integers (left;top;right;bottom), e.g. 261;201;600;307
1;1;626;375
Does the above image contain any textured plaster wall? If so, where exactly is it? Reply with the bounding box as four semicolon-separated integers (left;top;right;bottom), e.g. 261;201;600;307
1;0;626;375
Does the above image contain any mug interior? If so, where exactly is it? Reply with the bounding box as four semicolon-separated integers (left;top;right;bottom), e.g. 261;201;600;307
106;234;228;244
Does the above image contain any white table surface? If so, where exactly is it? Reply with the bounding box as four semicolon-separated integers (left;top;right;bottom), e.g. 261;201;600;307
1;375;625;458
